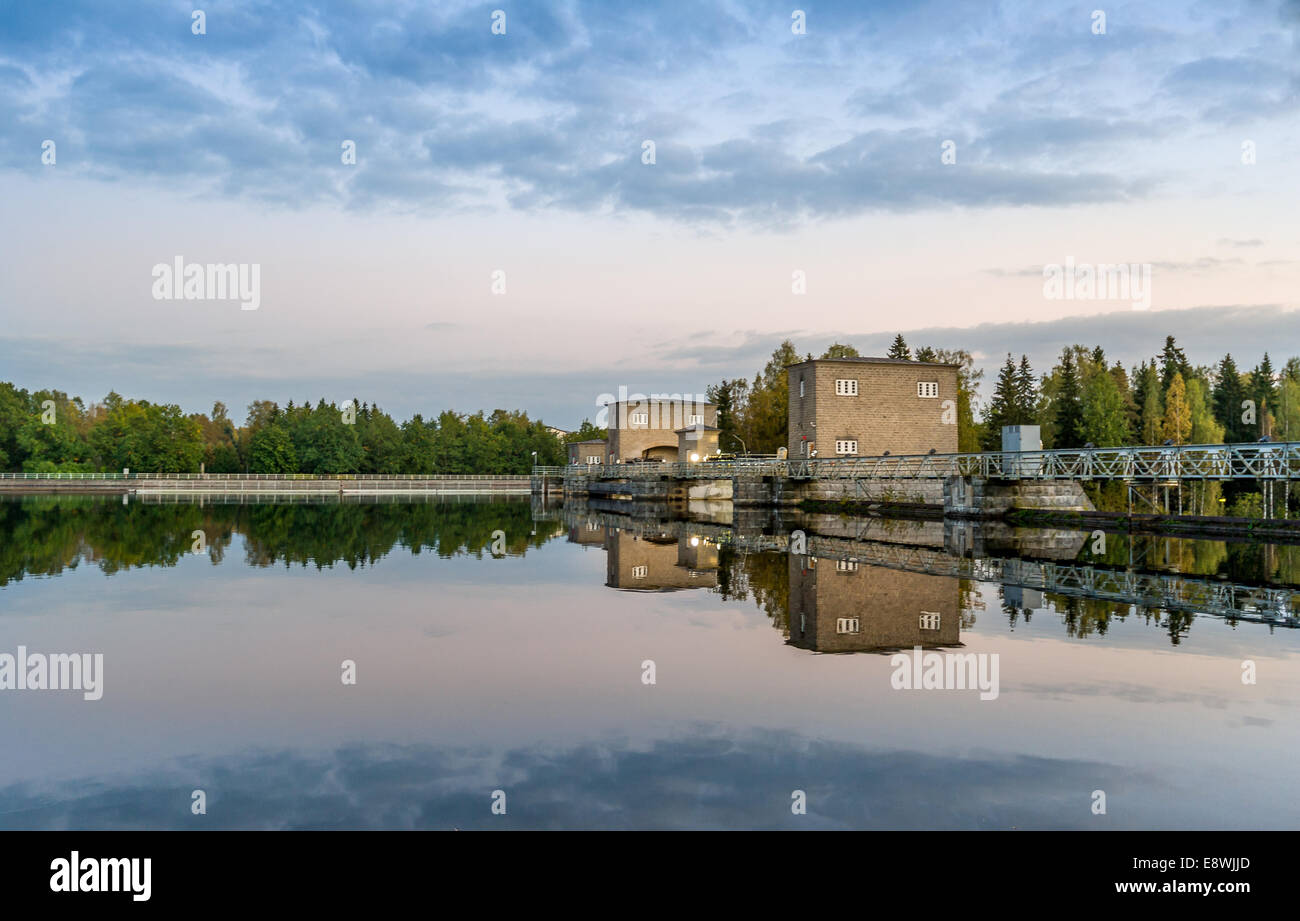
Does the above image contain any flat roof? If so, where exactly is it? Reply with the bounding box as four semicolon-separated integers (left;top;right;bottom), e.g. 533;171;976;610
570;439;606;444
674;425;721;433
601;399;717;406
786;356;961;369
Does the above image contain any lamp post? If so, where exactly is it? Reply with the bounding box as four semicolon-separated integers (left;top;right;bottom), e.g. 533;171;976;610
531;450;538;469
727;433;748;456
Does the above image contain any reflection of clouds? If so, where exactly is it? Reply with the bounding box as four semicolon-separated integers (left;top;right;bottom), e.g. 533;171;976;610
1013;681;1234;708
0;727;1162;830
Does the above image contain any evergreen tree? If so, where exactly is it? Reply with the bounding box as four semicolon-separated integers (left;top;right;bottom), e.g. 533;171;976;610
1014;355;1038;424
1249;353;1277;436
1212;354;1246;442
887;335;911;360
1053;349;1084;447
1160;335;1190;391
981;354;1018;449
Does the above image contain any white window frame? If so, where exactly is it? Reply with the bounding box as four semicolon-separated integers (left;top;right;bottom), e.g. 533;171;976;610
919;612;941;630
632;565;648;579
917;381;939;399
836;618;860;634
836;559;858;572
630;412;649;425
834;379;858;396
687;414;703;426
799;378;805;397
835;439;858;455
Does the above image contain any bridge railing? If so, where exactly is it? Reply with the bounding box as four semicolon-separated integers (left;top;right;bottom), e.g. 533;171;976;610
537;441;1300;481
0;473;530;481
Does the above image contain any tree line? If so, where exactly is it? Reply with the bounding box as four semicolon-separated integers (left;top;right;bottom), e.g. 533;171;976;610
983;335;1296;450
705;333;1296;456
0;384;602;474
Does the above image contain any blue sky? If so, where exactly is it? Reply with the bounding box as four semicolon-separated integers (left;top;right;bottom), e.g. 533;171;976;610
1;0;1298;426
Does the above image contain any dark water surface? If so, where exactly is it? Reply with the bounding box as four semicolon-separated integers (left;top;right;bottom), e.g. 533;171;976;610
1;495;1297;829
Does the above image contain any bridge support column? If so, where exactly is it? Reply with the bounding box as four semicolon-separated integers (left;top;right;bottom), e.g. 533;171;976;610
944;476;1095;518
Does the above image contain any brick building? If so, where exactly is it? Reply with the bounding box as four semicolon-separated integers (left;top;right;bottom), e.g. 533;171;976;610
786;357;960;458
605;398;717;463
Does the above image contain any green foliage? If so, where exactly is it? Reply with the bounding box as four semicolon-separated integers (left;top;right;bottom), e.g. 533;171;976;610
887;334;911;360
1081;371;1127;446
249;422;298;473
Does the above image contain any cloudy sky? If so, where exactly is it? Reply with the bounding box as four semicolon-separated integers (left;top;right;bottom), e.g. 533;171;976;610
1;0;1297;426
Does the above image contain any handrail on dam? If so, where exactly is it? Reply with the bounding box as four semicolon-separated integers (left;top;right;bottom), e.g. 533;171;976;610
535;440;1300;482
0;472;528;481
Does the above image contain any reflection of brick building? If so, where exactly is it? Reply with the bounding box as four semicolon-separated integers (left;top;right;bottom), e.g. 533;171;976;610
787;555;961;653
567;519;609;546
606;530;718;591
786;357;959;459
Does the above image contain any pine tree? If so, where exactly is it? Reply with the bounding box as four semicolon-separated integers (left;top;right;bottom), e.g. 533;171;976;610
1054;349;1084;447
1212;354;1245;442
914;346;938;363
1160;336;1190;391
981;354;1018;449
1014;355;1037;424
887;335;911;360
1250;353;1277;436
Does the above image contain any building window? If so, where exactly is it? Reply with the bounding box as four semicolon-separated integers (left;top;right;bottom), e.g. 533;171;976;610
834;379;858;396
919;612;941;630
835;440;857;455
799;377;805;398
836;559;858;572
687;414;703;426
632;565;648;579
836;618;860;634
917;381;939;398
630;412;649;425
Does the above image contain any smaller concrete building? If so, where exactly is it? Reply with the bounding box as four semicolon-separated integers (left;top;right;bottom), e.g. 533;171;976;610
567;439;607;465
605;398;717;463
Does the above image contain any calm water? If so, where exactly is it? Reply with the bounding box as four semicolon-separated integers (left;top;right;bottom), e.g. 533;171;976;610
1;495;1297;830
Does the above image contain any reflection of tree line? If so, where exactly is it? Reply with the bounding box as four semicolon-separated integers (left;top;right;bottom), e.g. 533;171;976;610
716;549;789;630
1006;595;1197;644
1080;530;1300;587
0;498;560;585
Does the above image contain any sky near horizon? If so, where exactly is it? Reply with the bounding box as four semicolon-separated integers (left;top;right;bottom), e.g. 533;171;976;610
1;0;1298;428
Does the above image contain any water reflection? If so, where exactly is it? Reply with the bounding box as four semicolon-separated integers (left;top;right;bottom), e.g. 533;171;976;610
3;494;1298;830
5;495;1298;648
557;505;1300;650
0;729;1182;830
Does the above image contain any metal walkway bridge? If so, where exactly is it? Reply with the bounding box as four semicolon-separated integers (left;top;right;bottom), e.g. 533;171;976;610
554;511;1299;628
537;440;1300;483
